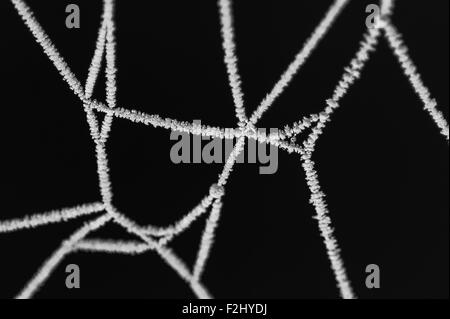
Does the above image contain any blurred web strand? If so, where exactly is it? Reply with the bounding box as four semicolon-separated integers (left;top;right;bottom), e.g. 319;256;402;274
9;0;85;99
218;0;247;126
75;238;150;255
4;0;447;299
0;202;104;233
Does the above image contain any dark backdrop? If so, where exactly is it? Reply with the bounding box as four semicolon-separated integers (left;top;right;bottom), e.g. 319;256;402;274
0;0;448;299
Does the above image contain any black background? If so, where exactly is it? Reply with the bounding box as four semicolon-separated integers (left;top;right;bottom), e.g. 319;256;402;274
0;0;448;299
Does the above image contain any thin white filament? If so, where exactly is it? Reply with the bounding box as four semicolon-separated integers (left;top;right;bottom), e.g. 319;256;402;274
0;202;104;233
218;0;247;125
16;214;112;299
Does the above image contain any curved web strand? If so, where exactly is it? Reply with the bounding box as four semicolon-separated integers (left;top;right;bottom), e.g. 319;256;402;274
75;239;151;255
85;21;108;101
98;0;118;144
188;140;243;285
381;0;394;17
90;0;118;211
301;139;356;298
73;237;212;299
192;198;223;281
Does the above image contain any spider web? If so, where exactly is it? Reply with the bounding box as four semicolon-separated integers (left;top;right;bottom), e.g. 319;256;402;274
2;0;448;299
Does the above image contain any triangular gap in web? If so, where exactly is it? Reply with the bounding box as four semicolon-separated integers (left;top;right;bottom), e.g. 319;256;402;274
82;218;147;243
86;53;108;108
165;202;216;273
95;111;107;132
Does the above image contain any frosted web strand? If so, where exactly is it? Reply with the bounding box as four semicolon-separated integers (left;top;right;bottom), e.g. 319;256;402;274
190;280;213;300
0;202;104;233
302;27;382;131
281;114;322;139
95;142;114;206
83;102;102;143
75;239;151;255
10;0;86;100
217;137;246;186
297;26;382;299
248;0;350;124
192;198;223;281
301;143;356;299
89;101;318;154
88;102;313;156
